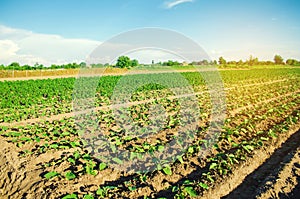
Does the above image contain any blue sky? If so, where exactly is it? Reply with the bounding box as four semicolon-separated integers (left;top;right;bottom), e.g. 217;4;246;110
0;0;300;65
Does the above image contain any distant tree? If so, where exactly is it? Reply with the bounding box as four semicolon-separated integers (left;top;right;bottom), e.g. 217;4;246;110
23;64;31;70
237;60;244;66
92;63;104;68
131;59;139;67
286;59;294;65
79;62;87;68
50;64;57;69
274;55;284;65
116;56;131;68
286;59;299;66
200;59;209;65
190;61;198;66
162;60;180;66
218;57;226;65
8;62;20;70
247;55;259;66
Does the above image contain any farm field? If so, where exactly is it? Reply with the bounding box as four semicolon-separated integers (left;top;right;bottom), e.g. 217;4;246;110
0;67;300;199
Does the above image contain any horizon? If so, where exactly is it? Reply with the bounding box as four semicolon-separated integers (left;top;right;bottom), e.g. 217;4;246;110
0;0;300;65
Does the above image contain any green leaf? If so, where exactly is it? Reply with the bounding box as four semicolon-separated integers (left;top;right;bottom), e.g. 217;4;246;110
70;141;80;148
34;137;41;142
177;156;184;164
99;162;107;171
157;145;164;152
260;137;269;141
50;144;59;149
209;162;218;170
82;154;91;160
242;145;254;153
199;182;209;190
73;151;81;159
162;165;172;175
11;132;22;137
128;186;137;191
44;171;59;179
62;132;70;137
188;146;194;154
65;171;76;180
83;194;94;199
20;137;31;142
62;193;78;199
112;157;123;164
96;188;106;197
184;186;198;197
67;157;76;164
183;180;192;185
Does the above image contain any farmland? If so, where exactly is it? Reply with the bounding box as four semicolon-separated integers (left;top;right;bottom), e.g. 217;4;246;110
0;67;300;199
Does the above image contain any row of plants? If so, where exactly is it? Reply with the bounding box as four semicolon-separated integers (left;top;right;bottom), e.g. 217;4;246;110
1;69;299;123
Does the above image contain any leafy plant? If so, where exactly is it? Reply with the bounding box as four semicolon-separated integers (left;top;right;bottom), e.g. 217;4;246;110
44;171;59;180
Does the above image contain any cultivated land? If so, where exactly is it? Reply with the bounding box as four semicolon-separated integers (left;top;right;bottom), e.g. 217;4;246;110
0;67;299;199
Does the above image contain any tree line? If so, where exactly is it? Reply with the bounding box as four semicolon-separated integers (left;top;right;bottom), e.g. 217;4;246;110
0;54;299;70
217;55;300;67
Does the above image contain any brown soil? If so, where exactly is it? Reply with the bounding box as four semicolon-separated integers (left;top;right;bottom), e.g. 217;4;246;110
201;123;300;199
0;68;252;82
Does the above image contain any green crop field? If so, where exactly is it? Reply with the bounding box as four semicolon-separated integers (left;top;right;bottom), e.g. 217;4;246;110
0;67;300;199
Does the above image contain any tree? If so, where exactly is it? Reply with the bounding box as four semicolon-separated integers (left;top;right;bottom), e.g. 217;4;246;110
218;57;226;65
79;62;87;68
8;62;20;70
237;60;244;66
162;60;180;66
247;55;258;66
274;55;284;65
116;56;131;68
131;59;139;67
286;59;299;66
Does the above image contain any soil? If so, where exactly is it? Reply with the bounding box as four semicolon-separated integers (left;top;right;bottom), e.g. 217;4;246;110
0;68;251;82
202;123;300;199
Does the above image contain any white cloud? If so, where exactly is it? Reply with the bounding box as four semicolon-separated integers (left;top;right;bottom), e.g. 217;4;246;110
164;0;194;9
0;25;101;66
0;40;20;59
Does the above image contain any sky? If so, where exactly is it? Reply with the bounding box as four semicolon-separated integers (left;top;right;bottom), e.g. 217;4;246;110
0;0;300;65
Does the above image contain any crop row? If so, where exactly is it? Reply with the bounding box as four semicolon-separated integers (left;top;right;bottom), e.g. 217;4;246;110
1;74;299;124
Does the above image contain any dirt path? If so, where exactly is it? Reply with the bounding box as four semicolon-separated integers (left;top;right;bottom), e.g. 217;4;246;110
0;139;44;198
256;146;300;199
0;68;254;82
0;69;203;82
198;122;300;199
222;127;300;199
